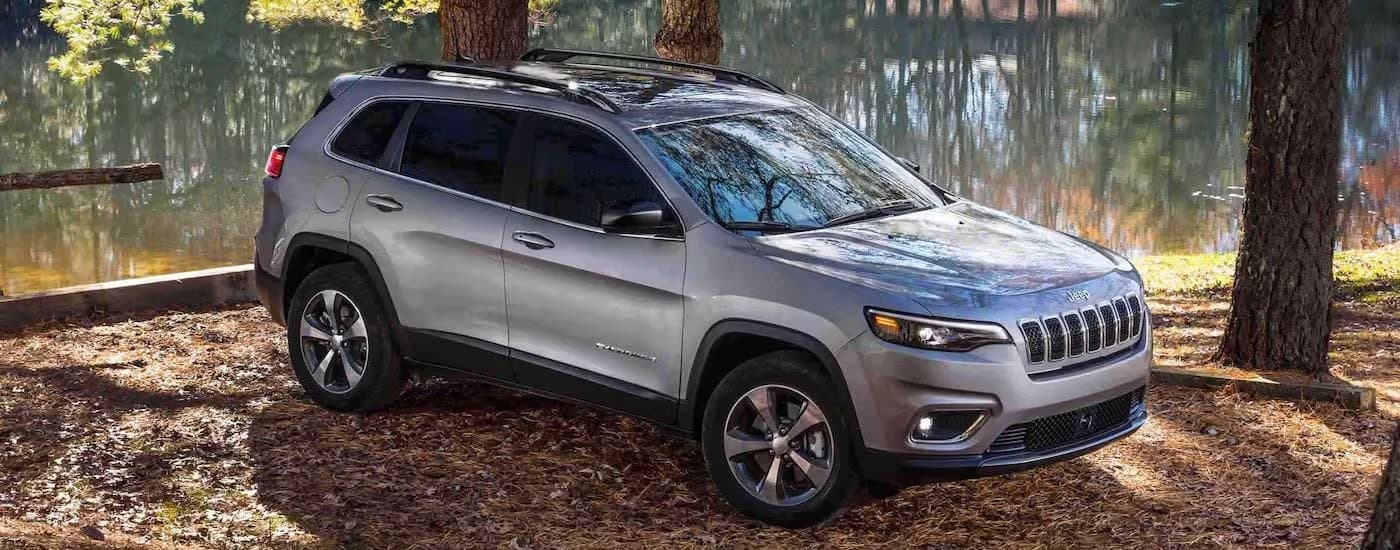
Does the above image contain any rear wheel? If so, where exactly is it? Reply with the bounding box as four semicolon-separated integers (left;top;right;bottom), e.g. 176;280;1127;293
287;263;404;412
701;351;859;527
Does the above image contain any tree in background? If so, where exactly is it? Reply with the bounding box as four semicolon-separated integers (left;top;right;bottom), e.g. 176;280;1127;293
1214;0;1348;373
654;0;722;64
438;0;528;62
1364;422;1400;548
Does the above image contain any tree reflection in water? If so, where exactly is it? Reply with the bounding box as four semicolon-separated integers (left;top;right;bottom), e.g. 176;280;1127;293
0;0;1396;294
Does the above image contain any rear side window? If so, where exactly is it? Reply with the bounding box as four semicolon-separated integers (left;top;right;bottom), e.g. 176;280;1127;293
330;101;408;165
399;103;518;202
525;117;662;227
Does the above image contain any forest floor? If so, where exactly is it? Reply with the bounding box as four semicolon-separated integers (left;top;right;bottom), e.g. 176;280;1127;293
0;246;1397;548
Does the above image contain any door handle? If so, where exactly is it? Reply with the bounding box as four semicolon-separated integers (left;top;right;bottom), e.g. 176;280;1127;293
365;194;403;212
512;231;555;250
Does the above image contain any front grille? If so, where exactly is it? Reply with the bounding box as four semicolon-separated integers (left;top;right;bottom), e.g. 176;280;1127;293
988;387;1146;455
1019;292;1145;367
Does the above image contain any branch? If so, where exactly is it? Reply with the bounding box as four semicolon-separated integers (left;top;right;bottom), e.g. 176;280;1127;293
0;163;164;192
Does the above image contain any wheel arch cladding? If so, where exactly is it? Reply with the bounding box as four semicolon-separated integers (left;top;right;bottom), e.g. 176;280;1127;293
683;320;862;445
283;233;412;355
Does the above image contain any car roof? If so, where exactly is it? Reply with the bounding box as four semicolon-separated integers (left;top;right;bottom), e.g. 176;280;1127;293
359;57;809;129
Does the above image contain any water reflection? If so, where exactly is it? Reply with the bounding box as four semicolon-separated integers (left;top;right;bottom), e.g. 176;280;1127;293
0;0;1397;294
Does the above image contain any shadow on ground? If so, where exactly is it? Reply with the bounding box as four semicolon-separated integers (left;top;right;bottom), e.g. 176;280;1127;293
0;304;1390;548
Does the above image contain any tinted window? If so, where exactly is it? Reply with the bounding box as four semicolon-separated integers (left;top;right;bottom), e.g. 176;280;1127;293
637;108;945;228
330;101;408;165
400;103;518;201
526;118;662;226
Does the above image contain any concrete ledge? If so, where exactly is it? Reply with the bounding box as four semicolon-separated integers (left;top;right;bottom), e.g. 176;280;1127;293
1151;366;1376;411
0;265;255;334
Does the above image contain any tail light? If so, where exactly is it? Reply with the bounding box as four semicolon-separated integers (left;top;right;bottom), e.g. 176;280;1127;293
265;145;289;178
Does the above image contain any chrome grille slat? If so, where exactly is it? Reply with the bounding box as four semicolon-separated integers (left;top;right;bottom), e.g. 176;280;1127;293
1021;321;1047;363
1127;295;1144;337
1098;303;1118;347
1043;317;1067;361
1064;312;1086;357
1082;307;1103;352
1020;292;1146;371
1113;298;1131;343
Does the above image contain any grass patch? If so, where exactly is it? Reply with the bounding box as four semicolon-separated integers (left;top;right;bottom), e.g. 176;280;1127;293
1138;244;1400;297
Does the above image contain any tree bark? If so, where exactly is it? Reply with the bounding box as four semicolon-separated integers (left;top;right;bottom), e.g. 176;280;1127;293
654;0;722;64
0;163;163;193
1213;0;1347;374
438;0;528;63
1364;423;1400;549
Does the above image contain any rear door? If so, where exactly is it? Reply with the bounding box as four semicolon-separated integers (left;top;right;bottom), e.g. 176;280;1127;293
349;100;528;380
501;113;686;422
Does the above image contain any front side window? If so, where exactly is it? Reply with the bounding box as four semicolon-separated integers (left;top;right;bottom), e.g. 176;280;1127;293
637;108;946;229
525;117;663;227
330;101;409;165
399;103;519;202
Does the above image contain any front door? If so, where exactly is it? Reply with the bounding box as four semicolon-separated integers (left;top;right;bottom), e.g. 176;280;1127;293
502;114;685;422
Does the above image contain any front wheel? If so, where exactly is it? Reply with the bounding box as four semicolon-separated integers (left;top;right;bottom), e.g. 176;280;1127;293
701;351;860;527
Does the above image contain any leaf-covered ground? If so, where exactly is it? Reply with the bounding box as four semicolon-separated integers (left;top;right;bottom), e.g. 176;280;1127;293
1;250;1397;548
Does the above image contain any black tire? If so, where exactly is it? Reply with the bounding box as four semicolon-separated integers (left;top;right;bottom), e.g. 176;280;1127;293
286;263;404;412
701;351;860;527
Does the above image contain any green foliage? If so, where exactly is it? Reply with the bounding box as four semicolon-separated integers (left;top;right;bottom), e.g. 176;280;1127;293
381;0;561;23
1137;246;1400;297
39;0;204;82
246;0;366;30
380;0;437;23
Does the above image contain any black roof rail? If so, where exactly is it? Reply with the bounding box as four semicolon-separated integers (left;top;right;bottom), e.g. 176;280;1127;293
518;48;786;94
377;61;620;113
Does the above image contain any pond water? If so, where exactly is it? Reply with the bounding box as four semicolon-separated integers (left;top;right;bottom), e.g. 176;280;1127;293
1;0;1397;295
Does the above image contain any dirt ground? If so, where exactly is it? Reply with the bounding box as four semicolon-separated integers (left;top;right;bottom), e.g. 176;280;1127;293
0;294;1394;548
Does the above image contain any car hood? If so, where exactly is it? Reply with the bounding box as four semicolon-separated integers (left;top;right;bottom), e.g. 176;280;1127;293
751;202;1120;307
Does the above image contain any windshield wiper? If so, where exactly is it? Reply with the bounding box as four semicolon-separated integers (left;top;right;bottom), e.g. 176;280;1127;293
821;199;924;228
721;221;814;234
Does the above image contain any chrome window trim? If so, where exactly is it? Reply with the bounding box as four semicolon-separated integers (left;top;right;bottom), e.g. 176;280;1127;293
321;94;688;239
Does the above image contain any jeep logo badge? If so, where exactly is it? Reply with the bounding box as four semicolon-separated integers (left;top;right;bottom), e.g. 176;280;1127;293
1066;290;1091;302
1076;412;1095;433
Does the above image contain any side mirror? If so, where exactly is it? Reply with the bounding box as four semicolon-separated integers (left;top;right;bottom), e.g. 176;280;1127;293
601;199;680;236
896;156;921;173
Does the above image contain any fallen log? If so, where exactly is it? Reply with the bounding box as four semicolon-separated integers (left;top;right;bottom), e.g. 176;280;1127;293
0;163;164;192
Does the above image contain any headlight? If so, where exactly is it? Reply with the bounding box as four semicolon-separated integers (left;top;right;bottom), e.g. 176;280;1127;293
865;309;1011;352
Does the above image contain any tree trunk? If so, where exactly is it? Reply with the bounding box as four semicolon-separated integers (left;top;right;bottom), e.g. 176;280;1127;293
438;0;528;63
1364;423;1400;549
654;0;722;64
0;164;164;192
1213;0;1347;374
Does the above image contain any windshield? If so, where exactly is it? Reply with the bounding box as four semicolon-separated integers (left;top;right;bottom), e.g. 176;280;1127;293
636;107;947;229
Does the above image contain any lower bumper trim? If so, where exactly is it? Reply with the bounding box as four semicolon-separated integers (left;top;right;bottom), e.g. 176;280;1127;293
254;262;285;326
861;410;1148;484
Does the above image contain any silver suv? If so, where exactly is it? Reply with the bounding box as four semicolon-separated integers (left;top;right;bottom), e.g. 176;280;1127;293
254;49;1150;527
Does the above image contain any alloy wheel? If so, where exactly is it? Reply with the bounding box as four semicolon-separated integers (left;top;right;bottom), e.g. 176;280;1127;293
723;384;833;507
299;289;369;394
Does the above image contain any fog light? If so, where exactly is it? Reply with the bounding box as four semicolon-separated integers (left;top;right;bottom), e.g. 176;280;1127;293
910;410;987;442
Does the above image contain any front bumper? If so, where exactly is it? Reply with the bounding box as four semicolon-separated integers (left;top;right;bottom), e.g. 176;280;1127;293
837;319;1152;482
861;406;1147;484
